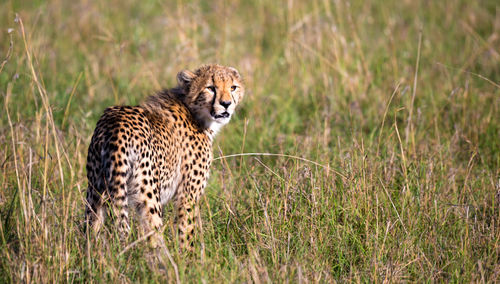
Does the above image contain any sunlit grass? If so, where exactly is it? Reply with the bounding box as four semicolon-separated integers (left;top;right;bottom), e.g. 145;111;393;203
0;0;499;282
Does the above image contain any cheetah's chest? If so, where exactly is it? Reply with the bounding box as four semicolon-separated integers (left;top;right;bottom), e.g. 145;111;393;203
158;161;182;204
149;129;211;205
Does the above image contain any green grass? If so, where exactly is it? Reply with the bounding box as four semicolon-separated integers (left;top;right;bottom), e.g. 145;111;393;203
1;0;499;282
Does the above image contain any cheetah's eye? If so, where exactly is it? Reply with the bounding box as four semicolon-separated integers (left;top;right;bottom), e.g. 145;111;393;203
231;85;238;92
206;86;216;93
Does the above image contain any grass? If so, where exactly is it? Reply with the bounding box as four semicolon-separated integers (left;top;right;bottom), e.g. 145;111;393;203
0;0;499;282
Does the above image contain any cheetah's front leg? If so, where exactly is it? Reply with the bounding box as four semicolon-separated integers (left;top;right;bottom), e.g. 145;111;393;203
137;182;164;248
175;190;201;251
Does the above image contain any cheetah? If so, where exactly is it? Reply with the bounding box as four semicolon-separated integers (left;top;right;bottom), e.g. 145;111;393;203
85;64;244;249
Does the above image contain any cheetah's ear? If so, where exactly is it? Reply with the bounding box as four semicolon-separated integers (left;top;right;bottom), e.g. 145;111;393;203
177;70;196;89
228;67;241;80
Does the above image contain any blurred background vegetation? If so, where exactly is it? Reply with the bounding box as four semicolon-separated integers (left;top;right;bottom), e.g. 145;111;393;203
0;0;499;282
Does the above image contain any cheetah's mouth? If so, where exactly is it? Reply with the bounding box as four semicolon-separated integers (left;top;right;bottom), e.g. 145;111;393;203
212;111;230;119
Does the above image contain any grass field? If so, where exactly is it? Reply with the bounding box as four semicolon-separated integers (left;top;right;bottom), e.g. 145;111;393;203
0;0;499;282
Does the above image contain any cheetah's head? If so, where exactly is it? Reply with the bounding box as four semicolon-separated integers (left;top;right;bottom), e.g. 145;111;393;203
177;64;244;132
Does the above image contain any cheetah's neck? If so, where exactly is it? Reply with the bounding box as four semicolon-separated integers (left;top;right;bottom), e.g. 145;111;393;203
205;121;225;140
144;90;226;141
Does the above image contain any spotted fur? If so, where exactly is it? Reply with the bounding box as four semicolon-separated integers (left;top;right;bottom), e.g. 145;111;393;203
85;64;244;249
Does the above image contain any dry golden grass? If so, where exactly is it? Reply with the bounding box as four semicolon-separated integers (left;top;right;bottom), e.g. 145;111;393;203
0;0;499;282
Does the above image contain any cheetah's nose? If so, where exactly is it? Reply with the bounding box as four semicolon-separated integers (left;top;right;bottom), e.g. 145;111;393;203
219;100;231;109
